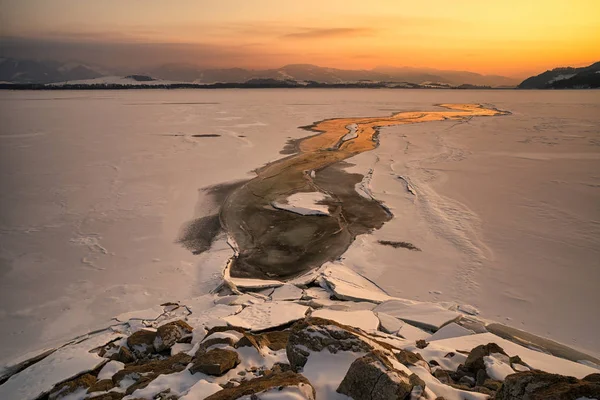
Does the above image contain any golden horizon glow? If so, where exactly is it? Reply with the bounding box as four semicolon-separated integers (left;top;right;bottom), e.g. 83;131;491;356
1;0;599;77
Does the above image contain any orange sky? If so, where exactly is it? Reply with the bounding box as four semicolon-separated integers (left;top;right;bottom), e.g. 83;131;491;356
1;0;599;77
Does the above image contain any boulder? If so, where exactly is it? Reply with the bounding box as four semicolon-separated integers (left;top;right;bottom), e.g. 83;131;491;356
337;352;413;400
433;369;452;384
464;342;507;372
584;373;600;383
126;329;157;358
190;348;240;376
110;346;135;364
154;320;194;352
495;370;600;400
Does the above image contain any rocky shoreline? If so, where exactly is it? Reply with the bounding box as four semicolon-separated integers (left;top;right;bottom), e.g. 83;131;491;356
1;261;598;400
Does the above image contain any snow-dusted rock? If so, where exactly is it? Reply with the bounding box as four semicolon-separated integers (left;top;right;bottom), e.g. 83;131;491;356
373;299;460;330
223;302;309;332
154;320;194;352
190;348;240;376
311;309;379;331
112;352;192;395
426;322;474;342
126;368;204;399
484;354;516;381
271;284;304;301
286;318;374;371
127;328;158;357
337;352;413;400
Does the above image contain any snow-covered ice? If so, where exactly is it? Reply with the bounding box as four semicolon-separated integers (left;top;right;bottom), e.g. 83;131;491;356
272;192;331;216
373;299;461;330
270;284;304;301
302;350;363;400
311;309;380;331
1;89;599;365
97;360;125;380
320;262;391;303
426;322;474;341
223;302;309;331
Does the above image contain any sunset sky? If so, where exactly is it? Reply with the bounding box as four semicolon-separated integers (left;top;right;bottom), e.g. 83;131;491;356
1;0;599;77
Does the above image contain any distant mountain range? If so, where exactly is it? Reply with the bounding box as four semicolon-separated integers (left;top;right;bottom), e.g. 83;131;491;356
0;58;520;87
0;58;103;84
147;63;519;87
518;62;600;89
4;58;598;89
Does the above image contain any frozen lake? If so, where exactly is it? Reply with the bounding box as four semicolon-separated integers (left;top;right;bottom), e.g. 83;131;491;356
0;89;599;364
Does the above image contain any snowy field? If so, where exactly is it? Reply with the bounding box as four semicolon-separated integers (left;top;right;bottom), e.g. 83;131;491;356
0;89;598;366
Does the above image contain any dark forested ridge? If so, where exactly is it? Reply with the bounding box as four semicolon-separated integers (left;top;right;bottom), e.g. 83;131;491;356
518;62;600;89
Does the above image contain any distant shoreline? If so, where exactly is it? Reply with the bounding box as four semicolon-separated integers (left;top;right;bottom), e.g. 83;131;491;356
0;83;516;90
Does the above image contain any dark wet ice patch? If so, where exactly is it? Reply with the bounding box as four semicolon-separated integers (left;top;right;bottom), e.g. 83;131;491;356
378;240;421;251
177;180;248;256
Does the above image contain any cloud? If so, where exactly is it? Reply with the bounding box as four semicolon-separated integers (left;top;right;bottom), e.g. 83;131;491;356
0;36;295;69
282;27;375;39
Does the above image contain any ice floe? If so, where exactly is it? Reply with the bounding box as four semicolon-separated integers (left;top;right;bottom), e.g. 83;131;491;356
426;322;474;341
311;309;379;331
271;284;304;301
271;192;331;216
224;302;309;331
319;262;391;303
373;299;461;330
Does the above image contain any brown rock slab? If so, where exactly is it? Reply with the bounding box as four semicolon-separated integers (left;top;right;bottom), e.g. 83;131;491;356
190;348;240;376
204;370;315;400
49;373;97;399
110;347;135;364
88;393;125;400
111;352;192;388
87;378;115;393
395;349;425;367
